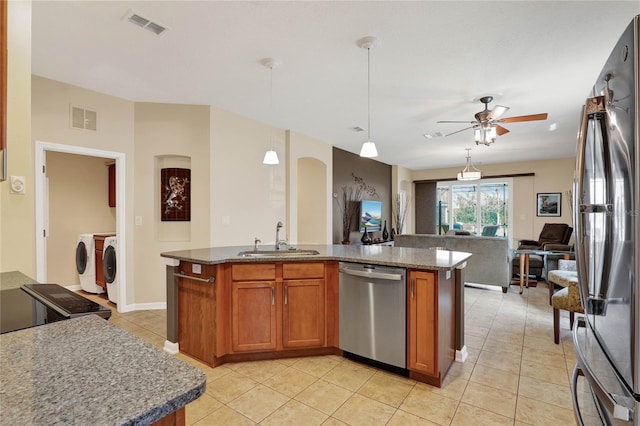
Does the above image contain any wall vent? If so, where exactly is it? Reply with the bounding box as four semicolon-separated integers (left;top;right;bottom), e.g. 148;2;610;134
124;10;169;36
70;105;97;131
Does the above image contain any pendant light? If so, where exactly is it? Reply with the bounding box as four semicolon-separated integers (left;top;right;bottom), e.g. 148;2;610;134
358;36;378;158
262;58;280;165
457;148;482;181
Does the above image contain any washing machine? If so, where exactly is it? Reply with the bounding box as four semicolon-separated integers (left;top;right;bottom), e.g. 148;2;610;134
75;234;104;294
102;236;118;304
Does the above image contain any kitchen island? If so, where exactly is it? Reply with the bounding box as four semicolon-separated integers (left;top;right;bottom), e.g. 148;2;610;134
0;271;206;426
161;244;471;387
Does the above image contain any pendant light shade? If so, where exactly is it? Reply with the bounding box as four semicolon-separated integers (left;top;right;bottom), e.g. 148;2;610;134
457;148;482;181
358;36;378;158
263;150;279;164
262;58;280;165
360;141;378;157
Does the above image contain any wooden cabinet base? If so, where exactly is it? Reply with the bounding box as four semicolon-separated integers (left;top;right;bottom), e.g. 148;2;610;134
408;364;453;388
151;407;185;426
182;347;342;368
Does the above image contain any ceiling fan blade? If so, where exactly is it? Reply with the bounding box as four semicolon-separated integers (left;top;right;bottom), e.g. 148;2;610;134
445;125;477;137
437;120;477;124
498;113;548;123
495;124;510;136
486;105;509;120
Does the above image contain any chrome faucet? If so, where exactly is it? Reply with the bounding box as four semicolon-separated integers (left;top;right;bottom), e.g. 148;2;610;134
275;221;286;250
254;237;261;251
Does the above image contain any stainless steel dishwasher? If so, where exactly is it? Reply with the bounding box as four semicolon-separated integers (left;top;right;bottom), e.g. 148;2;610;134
338;262;406;369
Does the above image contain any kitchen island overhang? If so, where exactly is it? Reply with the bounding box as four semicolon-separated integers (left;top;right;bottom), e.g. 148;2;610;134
161;244;471;387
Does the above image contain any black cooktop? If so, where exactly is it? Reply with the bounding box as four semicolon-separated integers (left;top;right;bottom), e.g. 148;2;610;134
0;284;111;334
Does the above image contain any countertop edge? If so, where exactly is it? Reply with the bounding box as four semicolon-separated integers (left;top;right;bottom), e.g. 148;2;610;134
160;245;472;271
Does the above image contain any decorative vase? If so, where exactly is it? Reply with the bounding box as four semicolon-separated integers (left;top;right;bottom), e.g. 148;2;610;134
382;220;389;241
390;228;395;241
361;228;372;244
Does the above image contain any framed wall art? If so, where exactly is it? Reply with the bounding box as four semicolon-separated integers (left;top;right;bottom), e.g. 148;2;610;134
536;192;561;217
161;168;191;221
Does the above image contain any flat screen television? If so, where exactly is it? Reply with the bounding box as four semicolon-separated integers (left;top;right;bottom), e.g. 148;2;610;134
360;200;382;232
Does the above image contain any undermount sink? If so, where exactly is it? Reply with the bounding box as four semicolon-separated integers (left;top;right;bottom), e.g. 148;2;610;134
238;249;320;258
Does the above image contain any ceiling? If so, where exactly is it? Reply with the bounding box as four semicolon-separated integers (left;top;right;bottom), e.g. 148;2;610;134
31;1;639;170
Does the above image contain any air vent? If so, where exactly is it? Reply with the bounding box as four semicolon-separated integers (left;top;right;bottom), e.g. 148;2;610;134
124;10;169;36
70;105;97;131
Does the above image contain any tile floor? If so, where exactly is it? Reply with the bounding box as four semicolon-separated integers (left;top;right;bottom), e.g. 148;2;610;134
82;283;594;426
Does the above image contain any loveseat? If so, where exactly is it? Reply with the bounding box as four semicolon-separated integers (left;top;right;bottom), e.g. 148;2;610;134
394;234;512;292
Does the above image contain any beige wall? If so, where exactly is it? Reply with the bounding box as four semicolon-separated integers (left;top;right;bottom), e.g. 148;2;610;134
1;0;33;276
392;165;414;234
46;152;116;286
134;102;211;304
209;106;288;247
31;75;135;307
287;130;333;244
411;157;576;246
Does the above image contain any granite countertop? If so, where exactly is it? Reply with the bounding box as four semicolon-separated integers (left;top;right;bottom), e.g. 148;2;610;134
0;271;38;290
0;315;206;425
161;244;471;270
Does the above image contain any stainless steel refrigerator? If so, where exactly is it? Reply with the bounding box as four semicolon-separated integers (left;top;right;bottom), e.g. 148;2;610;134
572;15;639;425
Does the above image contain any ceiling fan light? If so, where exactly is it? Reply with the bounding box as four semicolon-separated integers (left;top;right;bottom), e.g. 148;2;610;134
474;129;481;142
489;126;497;139
360;141;378;158
263;150;279;165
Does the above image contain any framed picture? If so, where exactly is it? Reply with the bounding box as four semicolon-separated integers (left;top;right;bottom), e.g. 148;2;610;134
536;192;561;217
161;168;191;221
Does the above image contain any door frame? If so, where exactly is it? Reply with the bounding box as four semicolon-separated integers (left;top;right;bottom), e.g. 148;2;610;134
35;141;127;309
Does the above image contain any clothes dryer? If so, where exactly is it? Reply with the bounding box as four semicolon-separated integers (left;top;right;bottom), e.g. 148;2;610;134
102;236;118;304
75;234;103;294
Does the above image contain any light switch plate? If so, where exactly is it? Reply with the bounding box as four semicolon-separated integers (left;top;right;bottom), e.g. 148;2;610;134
192;264;202;274
10;176;26;194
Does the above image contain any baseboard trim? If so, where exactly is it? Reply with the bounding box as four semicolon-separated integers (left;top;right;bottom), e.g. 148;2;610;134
455;345;468;363
164;340;180;354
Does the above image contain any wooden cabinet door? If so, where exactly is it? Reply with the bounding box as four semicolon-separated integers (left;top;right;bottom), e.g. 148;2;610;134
283;279;325;348
178;277;216;364
407;270;437;376
231;281;277;352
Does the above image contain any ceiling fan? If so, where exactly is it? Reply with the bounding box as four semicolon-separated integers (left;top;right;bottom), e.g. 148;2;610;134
437;96;548;146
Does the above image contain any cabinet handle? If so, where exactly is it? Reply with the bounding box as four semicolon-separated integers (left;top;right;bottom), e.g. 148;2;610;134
411;278;415;298
284;285;288;305
175;272;215;283
271;287;275;305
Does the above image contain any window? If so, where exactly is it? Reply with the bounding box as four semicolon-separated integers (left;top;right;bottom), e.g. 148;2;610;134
437;179;512;237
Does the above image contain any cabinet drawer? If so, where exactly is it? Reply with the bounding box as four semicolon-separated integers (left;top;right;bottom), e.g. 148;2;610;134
283;262;324;279
232;263;276;281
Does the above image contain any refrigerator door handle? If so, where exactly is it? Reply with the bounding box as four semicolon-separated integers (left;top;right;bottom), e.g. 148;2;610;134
575;102;591;312
573;317;634;421
571;364;586;426
575;95;615;316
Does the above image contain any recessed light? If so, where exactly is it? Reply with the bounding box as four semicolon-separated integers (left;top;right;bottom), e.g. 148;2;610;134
423;133;433;139
549;123;557;131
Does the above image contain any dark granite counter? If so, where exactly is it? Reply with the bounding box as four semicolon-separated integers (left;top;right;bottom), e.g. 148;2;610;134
160;244;471;271
0;314;206;425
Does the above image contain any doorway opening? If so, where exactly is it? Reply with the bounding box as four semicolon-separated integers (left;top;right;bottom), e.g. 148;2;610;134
35;141;127;310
